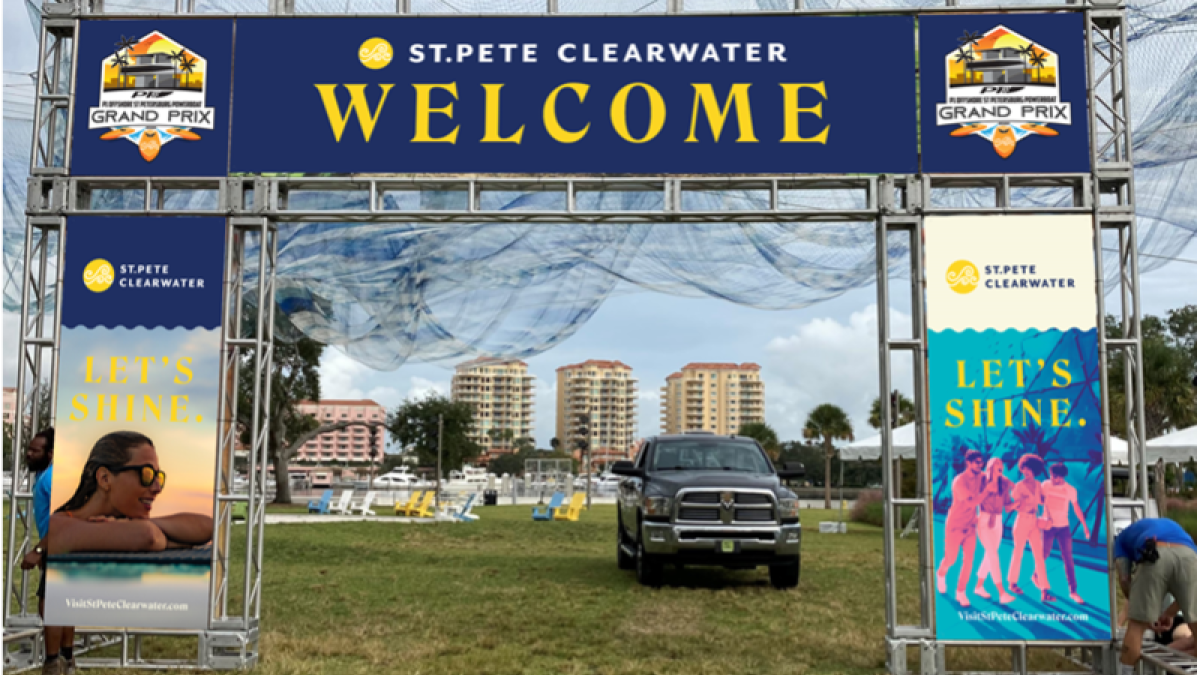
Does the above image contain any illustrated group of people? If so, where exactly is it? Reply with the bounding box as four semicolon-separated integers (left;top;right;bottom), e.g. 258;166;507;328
937;451;1090;607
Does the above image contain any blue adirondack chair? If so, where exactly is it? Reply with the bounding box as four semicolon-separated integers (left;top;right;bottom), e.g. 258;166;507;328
532;492;565;521
451;492;479;522
307;489;333;514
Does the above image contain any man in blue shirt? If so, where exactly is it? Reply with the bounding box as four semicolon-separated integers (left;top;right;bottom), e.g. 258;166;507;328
17;428;76;675
1112;517;1196;673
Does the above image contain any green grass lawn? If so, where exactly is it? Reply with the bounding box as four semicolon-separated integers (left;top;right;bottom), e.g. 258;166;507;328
22;505;1084;674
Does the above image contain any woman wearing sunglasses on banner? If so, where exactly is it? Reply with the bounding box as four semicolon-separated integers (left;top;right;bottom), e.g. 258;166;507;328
46;431;213;554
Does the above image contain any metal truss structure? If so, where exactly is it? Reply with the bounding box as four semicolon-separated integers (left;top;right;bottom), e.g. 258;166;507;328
3;0;1165;674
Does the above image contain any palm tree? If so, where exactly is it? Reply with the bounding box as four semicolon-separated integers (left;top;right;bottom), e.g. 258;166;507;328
737;421;780;461
802;404;854;509
550;437;561;452
112;53;130;89
1027;50;1049;85
178;54;198;90
1016;44;1036;83
954;47;977;86
868;392;916;430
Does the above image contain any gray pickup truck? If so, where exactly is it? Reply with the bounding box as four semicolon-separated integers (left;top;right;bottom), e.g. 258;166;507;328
612;433;805;588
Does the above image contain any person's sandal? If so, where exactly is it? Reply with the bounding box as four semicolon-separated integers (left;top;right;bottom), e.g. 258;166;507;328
1008;583;1024;595
1042;590;1056;603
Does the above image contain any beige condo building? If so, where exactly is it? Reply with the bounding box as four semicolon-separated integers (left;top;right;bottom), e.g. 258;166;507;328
451;357;536;459
660;363;765;435
555;360;638;467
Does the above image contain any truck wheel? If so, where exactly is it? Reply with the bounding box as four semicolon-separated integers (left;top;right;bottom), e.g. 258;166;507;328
617;516;635;570
636;537;663;587
769;557;800;589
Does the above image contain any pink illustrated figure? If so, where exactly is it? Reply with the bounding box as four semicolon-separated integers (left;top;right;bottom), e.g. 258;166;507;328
974;457;1016;603
1036;462;1092;604
1008;453;1053;602
937;449;987;608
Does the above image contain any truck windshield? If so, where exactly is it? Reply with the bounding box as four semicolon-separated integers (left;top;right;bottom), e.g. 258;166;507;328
650;440;772;473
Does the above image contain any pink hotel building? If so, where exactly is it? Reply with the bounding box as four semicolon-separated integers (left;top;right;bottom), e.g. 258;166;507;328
295;399;387;464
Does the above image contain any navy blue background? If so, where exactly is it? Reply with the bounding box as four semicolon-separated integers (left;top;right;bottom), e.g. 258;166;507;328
62;218;226;329
919;14;1090;174
229;16;918;174
72;21;233;177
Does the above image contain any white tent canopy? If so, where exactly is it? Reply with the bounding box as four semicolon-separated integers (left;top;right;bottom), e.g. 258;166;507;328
1147;426;1197;464
841;422;1134;464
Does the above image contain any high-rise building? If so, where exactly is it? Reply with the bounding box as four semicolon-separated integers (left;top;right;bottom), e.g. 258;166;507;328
2;387;15;427
660;363;765;435
451;357;536;459
295;399;387;464
555;360;638;467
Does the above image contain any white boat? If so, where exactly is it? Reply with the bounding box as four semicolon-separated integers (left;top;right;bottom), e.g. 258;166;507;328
443;465;493;491
372;467;430;489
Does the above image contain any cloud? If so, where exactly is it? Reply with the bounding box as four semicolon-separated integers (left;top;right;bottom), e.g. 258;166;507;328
405;377;447;400
762;304;913;442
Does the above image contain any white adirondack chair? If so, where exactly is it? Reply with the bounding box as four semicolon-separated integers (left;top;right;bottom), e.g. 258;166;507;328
353;490;377;516
329;490;354;515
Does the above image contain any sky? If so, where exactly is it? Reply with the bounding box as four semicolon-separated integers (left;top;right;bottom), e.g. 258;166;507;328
312;258;1197;451
1;3;1195;453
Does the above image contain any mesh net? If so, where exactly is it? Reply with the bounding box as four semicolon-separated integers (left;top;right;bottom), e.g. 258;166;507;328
4;0;1195;370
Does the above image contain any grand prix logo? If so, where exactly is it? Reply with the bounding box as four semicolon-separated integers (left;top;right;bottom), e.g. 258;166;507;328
935;27;1071;159
87;32;216;162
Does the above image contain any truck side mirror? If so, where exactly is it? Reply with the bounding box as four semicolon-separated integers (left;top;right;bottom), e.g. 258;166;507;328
611;461;644;478
777;462;806;479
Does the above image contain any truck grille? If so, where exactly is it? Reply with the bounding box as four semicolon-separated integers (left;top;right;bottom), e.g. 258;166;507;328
678;530;776;542
735;509;774;522
679;508;721;521
676;491;776;523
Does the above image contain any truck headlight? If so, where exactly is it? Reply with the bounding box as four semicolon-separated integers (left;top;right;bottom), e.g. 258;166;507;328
778;498;800;520
643;496;673;518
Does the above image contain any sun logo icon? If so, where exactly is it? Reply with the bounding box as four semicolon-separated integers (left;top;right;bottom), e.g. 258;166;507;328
358;38;393;69
83;259;115;293
946;260;980;295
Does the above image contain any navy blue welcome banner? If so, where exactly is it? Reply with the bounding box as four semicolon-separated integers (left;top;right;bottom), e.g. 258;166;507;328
227;16;918;174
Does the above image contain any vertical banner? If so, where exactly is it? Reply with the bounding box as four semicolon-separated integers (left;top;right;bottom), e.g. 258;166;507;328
46;217;225;630
926;216;1111;641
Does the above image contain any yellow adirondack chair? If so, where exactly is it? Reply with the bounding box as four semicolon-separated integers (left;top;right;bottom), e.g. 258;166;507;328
554;492;586;522
395;491;423;516
411;491;438;518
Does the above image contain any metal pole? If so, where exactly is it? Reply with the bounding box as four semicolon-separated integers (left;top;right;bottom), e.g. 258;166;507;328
436;414;443;515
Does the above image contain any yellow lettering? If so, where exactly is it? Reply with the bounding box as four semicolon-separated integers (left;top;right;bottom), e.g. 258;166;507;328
1052;399;1072;427
314;84;395;142
125;394;134;422
543;83;590;143
134;356;155;384
972;399;996;427
957;361;976;388
1004;399;1014;427
983;360;1003;388
411;83;459;143
174;357;193;385
1021;399;1042;427
143;395;162;422
170;395;189;423
85;357;101;383
686;83;757;143
480;84;524;143
610;83;666;144
69;394;88;421
1008;359;1031;388
110;356;128;384
97;394;117;422
780;82;829;143
1052;359;1072;387
945;400;964;428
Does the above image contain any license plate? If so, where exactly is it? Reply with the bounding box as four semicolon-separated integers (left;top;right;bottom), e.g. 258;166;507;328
720;540;735;553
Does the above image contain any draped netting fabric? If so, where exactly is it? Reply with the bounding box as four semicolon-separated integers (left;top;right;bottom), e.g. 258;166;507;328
3;0;1195;370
